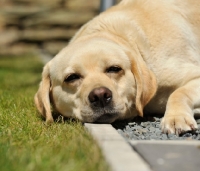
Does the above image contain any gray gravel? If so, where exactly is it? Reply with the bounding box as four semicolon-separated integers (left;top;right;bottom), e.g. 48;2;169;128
113;117;200;140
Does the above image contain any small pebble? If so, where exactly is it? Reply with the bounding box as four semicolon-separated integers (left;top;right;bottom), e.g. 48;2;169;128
128;122;136;126
196;119;200;124
149;127;156;132
141;122;146;127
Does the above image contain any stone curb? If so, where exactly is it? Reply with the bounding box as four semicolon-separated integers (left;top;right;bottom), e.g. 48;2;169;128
84;123;152;171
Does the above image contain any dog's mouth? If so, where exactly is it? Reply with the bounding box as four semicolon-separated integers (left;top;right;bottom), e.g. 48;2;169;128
81;106;121;123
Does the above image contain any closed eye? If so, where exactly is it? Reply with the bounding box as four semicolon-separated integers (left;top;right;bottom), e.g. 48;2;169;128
106;66;122;73
64;73;81;83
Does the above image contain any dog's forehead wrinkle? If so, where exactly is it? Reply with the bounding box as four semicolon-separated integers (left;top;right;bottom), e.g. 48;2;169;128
71;52;130;73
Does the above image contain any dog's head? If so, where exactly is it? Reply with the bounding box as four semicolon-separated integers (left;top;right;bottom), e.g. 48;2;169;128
34;36;156;123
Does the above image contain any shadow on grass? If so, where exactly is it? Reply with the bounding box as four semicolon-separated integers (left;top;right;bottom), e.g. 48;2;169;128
37;110;83;125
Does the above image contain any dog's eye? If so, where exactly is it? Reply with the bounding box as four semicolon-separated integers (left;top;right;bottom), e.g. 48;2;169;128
106;66;122;73
64;74;81;83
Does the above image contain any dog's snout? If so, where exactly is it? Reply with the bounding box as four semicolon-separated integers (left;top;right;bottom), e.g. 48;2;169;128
88;87;112;107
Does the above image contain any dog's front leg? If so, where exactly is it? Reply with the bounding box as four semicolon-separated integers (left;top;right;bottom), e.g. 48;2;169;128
161;79;200;135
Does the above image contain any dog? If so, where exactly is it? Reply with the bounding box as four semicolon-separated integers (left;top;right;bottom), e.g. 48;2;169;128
35;0;200;135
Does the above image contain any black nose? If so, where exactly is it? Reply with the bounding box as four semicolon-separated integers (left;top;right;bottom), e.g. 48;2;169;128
88;87;112;108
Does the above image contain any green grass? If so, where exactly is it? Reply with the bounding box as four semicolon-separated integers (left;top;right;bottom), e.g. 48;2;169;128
0;55;109;171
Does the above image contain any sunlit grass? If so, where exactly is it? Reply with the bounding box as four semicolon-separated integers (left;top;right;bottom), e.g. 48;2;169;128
0;55;109;171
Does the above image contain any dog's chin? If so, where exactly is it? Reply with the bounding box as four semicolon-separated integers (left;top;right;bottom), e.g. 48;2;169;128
94;113;119;123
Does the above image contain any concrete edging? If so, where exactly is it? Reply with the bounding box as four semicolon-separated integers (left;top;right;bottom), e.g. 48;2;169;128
84;123;152;171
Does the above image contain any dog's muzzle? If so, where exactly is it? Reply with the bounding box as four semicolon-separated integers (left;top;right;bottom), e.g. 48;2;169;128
87;87;118;123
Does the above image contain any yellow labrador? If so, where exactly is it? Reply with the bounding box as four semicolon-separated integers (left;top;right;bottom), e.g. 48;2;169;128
35;0;200;135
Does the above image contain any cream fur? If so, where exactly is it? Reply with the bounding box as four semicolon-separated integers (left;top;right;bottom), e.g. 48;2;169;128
35;0;200;135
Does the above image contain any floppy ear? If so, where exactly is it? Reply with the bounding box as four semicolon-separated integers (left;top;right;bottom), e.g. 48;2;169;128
127;50;157;117
34;62;54;123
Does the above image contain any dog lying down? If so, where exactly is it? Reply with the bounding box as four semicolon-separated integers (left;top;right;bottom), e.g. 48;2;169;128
35;0;200;135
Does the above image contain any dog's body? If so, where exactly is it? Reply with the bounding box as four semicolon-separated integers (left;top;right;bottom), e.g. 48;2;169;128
35;0;200;134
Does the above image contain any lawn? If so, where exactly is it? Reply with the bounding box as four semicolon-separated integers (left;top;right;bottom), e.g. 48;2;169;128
0;55;109;171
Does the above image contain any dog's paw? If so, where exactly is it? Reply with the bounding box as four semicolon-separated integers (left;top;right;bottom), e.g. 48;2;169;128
161;114;198;135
